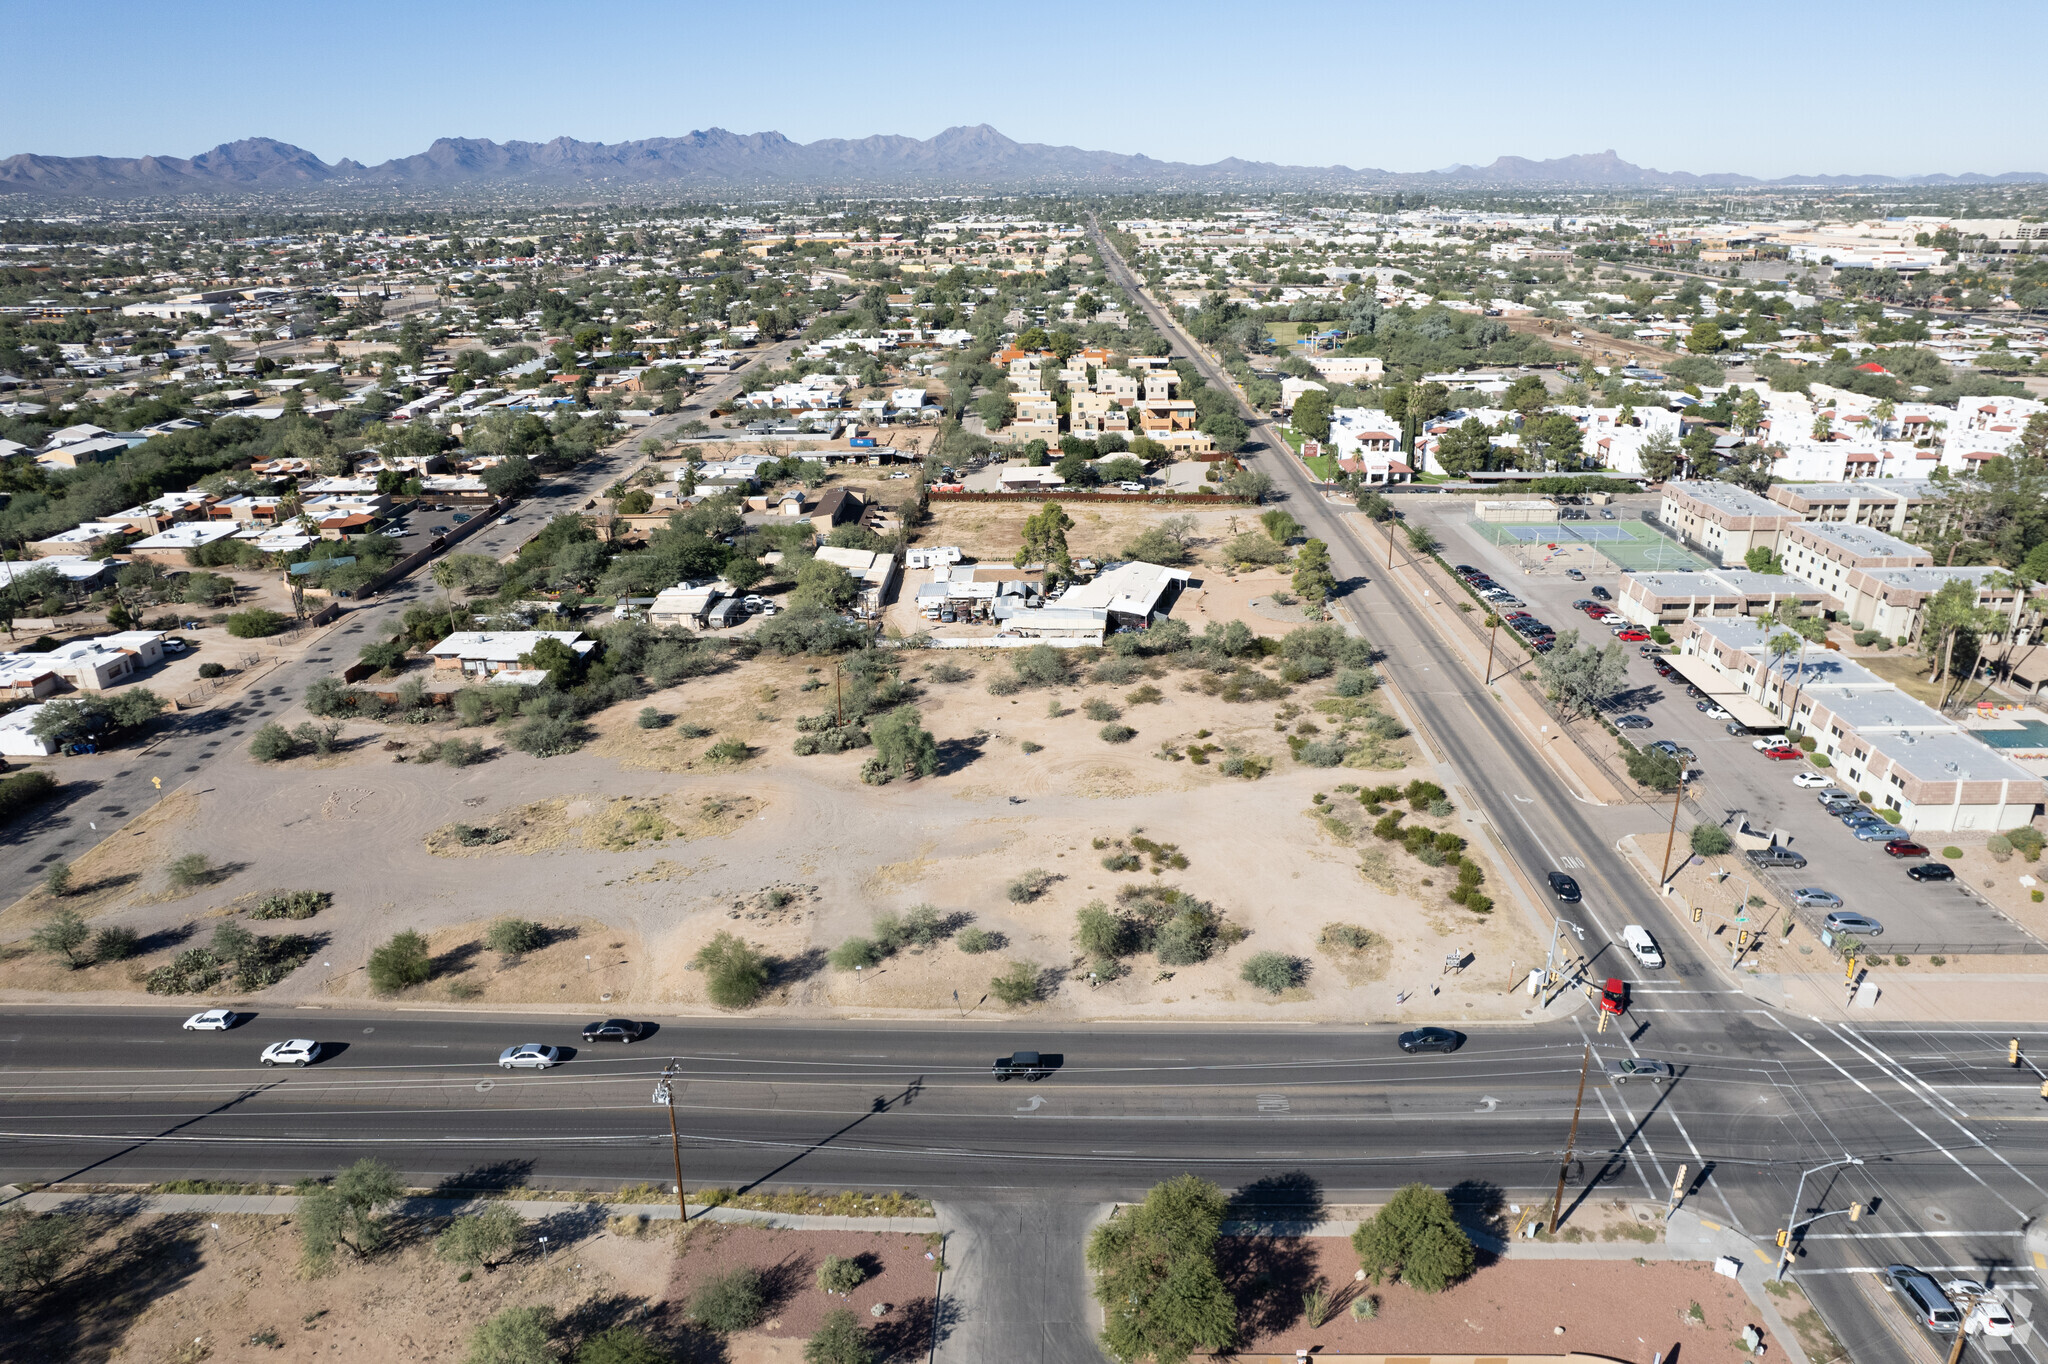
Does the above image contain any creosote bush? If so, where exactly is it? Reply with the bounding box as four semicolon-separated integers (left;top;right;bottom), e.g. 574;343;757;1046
695;931;769;1009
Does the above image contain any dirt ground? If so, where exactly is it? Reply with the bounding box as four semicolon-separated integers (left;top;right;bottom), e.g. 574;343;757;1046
1225;1239;1798;1364
0;1201;934;1364
0;499;1546;1026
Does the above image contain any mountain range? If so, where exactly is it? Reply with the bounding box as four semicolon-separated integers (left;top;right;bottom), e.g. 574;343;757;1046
2;127;2041;198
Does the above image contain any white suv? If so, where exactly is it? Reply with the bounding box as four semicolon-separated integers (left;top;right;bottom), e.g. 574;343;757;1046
260;1039;322;1066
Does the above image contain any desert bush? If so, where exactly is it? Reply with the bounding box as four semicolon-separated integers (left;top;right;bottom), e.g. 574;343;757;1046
695;931;769;1008
1240;951;1304;994
1351;1182;1475;1292
486;918;547;957
30;909;90;967
692;1266;767;1332
830;937;885;971
250;890;329;920
1099;723;1137;743
197;661;226;679
1988;834;2013;862
366;929;432;992
1083;697;1121;722
225;607;288;638
2007;826;2043;861
817;1254;867;1295
1006;868;1054;902
1689;824;1733;856
247;722;299;762
636;707;668;729
704;738;752;764
991;961;1041;1006
90;925;140;962
435;1202;523;1271
168;853;214;889
927;661;972;683
1318;922;1373;954
955;926;999;954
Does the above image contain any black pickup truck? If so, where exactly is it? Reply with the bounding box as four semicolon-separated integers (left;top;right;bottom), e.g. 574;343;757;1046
991;1050;1049;1082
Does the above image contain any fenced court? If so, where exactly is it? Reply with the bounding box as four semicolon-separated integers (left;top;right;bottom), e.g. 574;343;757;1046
1466;517;1712;572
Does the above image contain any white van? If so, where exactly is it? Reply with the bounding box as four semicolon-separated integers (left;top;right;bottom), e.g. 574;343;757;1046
1622;924;1664;969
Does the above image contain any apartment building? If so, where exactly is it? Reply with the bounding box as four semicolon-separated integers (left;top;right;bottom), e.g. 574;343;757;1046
1765;479;1940;537
1676;617;2043;832
1776;521;1930;600
1656;480;1805;566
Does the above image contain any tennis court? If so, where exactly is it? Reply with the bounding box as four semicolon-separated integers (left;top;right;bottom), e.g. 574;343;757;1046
1467;518;1712;572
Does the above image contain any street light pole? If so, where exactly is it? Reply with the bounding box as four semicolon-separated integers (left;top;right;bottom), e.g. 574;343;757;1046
1775;1154;1862;1280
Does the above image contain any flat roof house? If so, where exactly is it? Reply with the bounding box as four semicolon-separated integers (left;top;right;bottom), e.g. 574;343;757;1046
1657;481;1804;567
812;546;899;616
126;520;243;565
426;631;593;678
1056;561;1190;629
12;630;167;692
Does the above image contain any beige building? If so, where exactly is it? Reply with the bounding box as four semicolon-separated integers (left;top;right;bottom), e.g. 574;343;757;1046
1657;481;1804;567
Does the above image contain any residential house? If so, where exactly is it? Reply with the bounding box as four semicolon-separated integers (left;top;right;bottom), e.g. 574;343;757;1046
27;521;133;558
812;546;898;615
126;521;243;565
809;487;866;537
0;704;57;756
426;630;594;678
10;631;168;692
1056;561;1190;628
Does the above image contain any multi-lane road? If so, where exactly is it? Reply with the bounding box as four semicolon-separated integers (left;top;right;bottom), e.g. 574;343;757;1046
1087;221;2048;1364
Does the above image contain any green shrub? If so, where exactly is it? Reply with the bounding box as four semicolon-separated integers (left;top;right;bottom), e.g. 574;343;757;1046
1942;846;1963;859
250;890;328;921
1690;824;1733;856
198;661;227;679
167;853;214;889
695;931;770;1009
1798;735;1817;752
1319;923;1372;953
225;608;289;638
635;707;667;729
485;918;547;956
1076;902;1136;959
830;937;885;971
1006;868;1053;902
463;1305;556;1364
1811;753;1831;768
90;925;140;962
1240;951;1303;994
0;769;57;825
803;1308;874;1364
705;738;751;764
1083;697;1121;722
29;909;90;967
247;722;299;762
507;714;587;757
955;926;998;954
366;930;432;993
817;1253;867;1295
1988;835;2014;862
2006;826;2043;861
1099;723;1137;744
691;1266;767;1332
991;961;1040;1006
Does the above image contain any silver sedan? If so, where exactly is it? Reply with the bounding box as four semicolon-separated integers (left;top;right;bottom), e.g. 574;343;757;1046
498;1043;560;1071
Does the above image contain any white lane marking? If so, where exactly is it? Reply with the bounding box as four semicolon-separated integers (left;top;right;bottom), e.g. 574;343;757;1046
1015;1095;1046;1113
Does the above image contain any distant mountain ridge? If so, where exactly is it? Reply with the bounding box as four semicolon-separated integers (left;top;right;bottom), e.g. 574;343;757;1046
1;128;2040;198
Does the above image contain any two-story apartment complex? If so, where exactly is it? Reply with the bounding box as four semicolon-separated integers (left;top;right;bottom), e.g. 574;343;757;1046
1657;481;1805;566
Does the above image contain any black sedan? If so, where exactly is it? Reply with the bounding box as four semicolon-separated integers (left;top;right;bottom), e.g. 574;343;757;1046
1906;863;1956;883
1398;1027;1464;1055
580;1018;649;1043
1547;871;1582;902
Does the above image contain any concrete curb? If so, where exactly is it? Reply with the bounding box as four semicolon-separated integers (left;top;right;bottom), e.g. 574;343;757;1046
0;1186;936;1233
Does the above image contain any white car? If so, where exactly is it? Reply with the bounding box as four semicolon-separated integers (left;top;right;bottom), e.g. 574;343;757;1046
1793;771;1833;788
1119;481;1146;492
499;1043;561;1071
1699;705;1731;720
260;1039;321;1066
1622;924;1664;969
1941;1281;2013;1337
183;1009;238;1031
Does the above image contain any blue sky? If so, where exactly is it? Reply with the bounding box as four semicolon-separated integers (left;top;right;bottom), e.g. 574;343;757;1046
5;0;2041;179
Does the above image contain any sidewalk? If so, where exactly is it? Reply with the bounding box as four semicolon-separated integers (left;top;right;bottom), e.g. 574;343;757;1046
0;1185;937;1233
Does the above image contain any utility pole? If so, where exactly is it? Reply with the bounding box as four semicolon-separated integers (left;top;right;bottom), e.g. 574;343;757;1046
1548;1042;1592;1234
1483;613;1501;685
1658;771;1686;883
1386;516;1397;569
654;1060;688;1223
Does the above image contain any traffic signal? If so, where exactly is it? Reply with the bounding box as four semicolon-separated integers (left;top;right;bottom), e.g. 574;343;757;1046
1844;955;1858;981
2010;1038;2022;1067
1692;904;1703;923
1776;1228;1788;1248
1738;930;1751;948
1849;1203;1863;1223
1597;1008;1610;1034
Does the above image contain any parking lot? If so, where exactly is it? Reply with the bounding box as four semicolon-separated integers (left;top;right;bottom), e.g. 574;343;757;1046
1419;500;2044;954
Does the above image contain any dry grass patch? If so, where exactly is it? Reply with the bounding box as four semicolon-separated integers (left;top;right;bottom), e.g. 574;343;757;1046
423;792;758;858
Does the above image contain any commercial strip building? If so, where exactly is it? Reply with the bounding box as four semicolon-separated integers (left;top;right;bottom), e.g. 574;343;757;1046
1673;617;2043;832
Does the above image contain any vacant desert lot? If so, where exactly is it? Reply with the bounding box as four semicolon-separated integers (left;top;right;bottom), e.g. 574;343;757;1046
0;574;1536;1026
